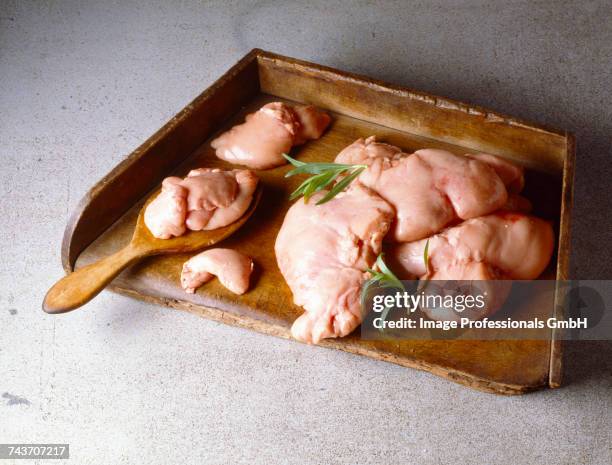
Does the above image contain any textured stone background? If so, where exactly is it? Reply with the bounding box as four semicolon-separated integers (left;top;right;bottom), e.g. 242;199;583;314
1;1;611;464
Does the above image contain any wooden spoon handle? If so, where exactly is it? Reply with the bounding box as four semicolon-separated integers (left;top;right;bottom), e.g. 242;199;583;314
43;244;148;314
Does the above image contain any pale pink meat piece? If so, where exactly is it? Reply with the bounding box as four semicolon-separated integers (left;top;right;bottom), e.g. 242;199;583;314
275;184;394;344
386;212;554;321
292;105;333;145
143;178;188;239
211;102;331;170
144;168;258;239
333;136;404;165
388;212;554;280
181;248;253;295
186;169;258;231
467;153;524;193
335;137;525;242
181;168;238;210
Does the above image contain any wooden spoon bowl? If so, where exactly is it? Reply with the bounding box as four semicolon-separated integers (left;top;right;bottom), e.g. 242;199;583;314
43;186;262;314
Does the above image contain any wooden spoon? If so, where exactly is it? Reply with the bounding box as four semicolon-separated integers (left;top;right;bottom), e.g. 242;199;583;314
43;186;262;314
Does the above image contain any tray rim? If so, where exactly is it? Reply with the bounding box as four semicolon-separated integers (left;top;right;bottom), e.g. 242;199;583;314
256;51;571;139
60;48;576;393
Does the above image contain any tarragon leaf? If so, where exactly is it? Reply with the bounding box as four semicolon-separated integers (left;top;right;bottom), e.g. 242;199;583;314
360;254;405;332
283;153;367;205
315;167;365;205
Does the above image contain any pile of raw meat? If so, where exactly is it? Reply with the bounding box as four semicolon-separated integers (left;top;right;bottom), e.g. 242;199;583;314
275;136;554;344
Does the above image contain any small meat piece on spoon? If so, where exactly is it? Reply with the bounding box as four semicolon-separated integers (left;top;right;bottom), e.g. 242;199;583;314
142;178;188;239
144;168;258;239
181;248;254;295
211;102;331;170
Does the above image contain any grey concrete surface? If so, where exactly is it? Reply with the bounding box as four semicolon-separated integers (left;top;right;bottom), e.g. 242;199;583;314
1;1;611;464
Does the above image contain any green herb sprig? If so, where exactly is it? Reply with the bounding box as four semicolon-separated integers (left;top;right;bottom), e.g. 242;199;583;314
283;154;367;205
360;254;405;327
418;239;432;293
